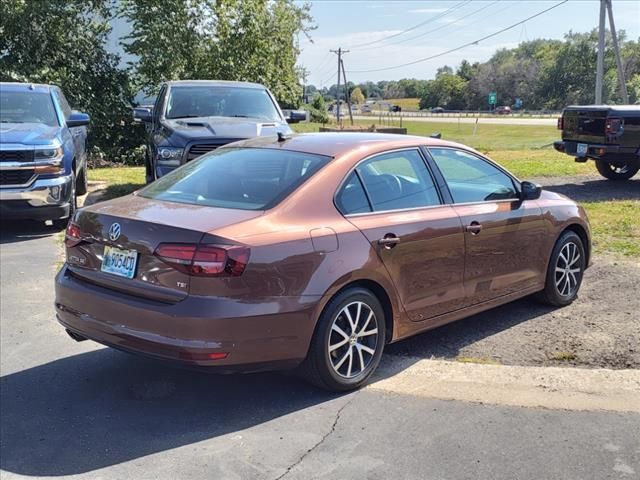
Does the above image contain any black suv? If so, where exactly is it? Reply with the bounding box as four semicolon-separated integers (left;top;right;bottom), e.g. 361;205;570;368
134;80;302;182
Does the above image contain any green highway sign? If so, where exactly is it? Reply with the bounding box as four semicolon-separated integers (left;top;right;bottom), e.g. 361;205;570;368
488;92;497;105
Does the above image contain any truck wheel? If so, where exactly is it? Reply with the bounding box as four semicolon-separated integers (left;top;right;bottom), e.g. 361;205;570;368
75;164;88;195
595;159;639;181
145;150;155;184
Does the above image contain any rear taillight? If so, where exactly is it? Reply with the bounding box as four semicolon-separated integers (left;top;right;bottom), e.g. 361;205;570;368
557;117;563;130
605;117;622;136
154;243;250;277
65;222;82;248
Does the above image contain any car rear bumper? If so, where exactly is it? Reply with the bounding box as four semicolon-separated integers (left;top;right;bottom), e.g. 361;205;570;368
54;265;321;371
554;141;639;159
0;175;73;220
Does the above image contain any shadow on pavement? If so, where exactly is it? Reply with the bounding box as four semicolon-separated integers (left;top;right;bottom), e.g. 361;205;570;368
0;348;342;476
542;177;639;202
0;295;558;477
0;220;61;245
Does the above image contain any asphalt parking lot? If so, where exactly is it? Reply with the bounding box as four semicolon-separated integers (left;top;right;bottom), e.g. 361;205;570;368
1;175;639;479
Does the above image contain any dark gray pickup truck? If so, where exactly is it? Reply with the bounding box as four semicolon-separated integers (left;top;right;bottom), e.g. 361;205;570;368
554;105;640;181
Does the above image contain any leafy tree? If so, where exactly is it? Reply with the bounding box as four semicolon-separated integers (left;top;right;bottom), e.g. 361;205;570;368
304;93;329;123
0;0;141;160
121;0;314;106
350;87;365;104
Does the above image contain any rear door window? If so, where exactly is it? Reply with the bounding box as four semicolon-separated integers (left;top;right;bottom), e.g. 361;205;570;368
355;149;440;212
140;148;330;210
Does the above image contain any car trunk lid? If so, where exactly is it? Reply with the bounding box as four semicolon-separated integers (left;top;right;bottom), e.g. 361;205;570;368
65;194;263;303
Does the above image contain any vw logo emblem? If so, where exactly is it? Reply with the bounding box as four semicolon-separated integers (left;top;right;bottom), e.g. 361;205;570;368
108;223;121;242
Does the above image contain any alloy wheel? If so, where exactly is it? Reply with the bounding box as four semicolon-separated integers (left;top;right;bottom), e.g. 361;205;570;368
554;241;581;297
328;301;379;379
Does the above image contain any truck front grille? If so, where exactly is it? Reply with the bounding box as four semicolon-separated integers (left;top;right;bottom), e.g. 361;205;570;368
0;169;35;186
186;140;242;162
0;150;33;162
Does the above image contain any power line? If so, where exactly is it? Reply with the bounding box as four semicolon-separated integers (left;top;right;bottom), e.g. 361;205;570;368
348;0;569;74
368;0;500;50
347;0;471;50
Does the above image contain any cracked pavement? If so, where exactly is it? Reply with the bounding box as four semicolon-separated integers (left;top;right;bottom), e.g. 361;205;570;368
1;222;639;480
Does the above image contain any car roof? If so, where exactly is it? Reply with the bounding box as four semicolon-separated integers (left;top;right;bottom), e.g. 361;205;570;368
164;80;266;89
0;82;53;94
229;132;470;158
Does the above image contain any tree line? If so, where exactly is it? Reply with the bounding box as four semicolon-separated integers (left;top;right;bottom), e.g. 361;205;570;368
0;0;312;162
310;30;640;111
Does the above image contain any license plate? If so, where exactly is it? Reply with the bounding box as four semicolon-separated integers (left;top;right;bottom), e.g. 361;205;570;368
576;143;588;157
101;245;138;279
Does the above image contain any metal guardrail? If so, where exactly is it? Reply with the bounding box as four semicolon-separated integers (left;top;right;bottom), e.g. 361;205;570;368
356;110;560;119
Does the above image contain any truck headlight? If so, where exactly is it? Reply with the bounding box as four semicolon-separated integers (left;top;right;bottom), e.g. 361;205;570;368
34;146;64;174
156;147;183;167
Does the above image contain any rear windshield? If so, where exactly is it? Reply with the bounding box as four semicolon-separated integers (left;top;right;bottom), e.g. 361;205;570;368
165;86;282;122
0;91;59;126
139;148;330;210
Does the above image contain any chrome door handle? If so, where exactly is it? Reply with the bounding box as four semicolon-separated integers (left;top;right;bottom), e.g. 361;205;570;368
378;235;400;249
465;222;483;235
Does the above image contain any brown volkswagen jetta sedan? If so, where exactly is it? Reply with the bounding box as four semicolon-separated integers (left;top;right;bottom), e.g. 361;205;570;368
55;133;591;391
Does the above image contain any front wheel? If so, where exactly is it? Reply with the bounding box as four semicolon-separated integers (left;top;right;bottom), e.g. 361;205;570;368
75;163;88;195
595;159;639;181
537;231;586;307
300;288;386;391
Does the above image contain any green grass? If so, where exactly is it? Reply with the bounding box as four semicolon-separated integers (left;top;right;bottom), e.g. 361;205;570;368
487;150;594;178
293;120;558;151
88;166;145;201
583;200;640;257
550;351;578;362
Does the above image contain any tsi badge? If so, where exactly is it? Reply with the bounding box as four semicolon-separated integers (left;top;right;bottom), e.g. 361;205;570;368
108;222;121;242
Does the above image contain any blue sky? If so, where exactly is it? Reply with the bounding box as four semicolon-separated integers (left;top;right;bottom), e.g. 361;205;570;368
297;0;640;86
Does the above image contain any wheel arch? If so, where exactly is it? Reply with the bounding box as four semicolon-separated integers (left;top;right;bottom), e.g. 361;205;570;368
561;223;591;267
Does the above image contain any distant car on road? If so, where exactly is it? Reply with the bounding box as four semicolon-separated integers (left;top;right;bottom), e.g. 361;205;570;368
0;82;90;228
431;107;445;114
57;133;591;391
360;104;372;113
554;104;640;180
495;106;512;115
133;80;299;183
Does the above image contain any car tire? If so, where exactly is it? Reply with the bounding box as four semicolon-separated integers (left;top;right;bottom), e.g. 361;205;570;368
536;230;586;307
595;159;639;181
52;172;76;230
75;164;88;195
300;287;386;391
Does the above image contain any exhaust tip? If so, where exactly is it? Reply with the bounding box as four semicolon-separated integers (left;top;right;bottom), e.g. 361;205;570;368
66;329;87;342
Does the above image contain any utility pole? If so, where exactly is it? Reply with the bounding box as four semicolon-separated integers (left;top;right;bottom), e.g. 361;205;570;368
340;59;354;125
330;48;349;124
606;0;629;104
595;0;629;104
595;0;606;104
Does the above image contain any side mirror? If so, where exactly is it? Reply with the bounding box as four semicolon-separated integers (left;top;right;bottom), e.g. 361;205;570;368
285;110;308;124
67;111;90;128
133;107;152;123
520;181;542;200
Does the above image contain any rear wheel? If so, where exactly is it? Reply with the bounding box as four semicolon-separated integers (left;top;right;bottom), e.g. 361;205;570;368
537;231;585;307
595;159;639;181
300;287;386;391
